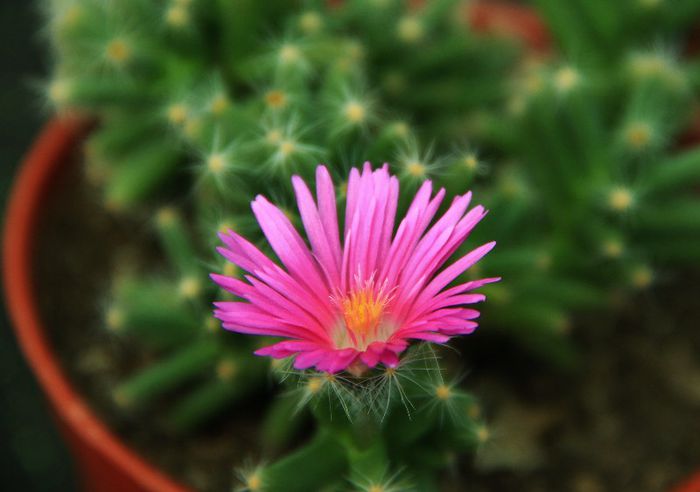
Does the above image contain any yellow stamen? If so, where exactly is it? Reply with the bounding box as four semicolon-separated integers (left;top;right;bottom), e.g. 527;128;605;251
436;384;451;401
48;80;70;105
166;6;189;27
246;473;262;491
299;12;322;34
630;54;666;78
631;266;653;289
406;161;426;177
156;206;177;227
554;66;579;92
279;140;296;158
210;94;229;115
344;101;366;124
106;39;130;64
106;307;124;332
218;220;235;234
223;263;238;278
167;104;187;125
265;90;287;109
265;129;282;145
59;5;83;29
279;44;301;64
306;377;324;394
391;122;409;137
397;17;424;43
341;286;387;340
217;359;237;380
179;277;201;299
625;122;652;150
464;154;478;171
602;239;624;258
205;317;218;333
608;187;634;212
476;425;490;443
207;153;226;174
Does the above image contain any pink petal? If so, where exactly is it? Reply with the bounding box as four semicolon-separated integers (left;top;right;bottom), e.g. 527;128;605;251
405;332;451;343
255;340;322;358
251;196;330;300
360;349;380;367
316;348;359;373
379;350;399;367
416;242;497;303
292;174;341;287
315;166;343;270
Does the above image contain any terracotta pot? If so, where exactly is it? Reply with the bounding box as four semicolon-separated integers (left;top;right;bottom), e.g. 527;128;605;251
674;472;700;492
467;1;551;54
3;117;189;492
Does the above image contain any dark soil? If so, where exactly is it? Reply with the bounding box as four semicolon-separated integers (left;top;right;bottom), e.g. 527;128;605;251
35;151;700;492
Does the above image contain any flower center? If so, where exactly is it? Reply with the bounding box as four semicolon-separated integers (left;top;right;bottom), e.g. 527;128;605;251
341;287;385;339
332;277;393;350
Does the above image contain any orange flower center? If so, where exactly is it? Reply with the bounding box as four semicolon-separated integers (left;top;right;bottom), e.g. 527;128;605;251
341;287;386;339
332;276;394;350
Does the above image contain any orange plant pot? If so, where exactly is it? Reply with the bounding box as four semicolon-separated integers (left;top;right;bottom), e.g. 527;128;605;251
468;1;551;54
3;117;189;492
674;473;700;492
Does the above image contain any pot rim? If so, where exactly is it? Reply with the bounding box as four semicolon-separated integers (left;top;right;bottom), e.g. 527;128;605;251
2;116;189;492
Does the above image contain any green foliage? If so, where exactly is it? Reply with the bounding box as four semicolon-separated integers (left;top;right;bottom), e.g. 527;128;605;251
246;345;486;492
41;0;700;489
467;6;700;363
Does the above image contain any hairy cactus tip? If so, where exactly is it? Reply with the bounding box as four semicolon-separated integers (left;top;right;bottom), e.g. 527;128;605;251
211;162;499;375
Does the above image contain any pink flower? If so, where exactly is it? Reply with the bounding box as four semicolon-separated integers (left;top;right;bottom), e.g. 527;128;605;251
212;163;498;373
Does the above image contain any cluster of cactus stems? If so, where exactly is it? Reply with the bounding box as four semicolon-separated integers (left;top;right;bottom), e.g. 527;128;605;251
42;0;700;489
469;0;700;363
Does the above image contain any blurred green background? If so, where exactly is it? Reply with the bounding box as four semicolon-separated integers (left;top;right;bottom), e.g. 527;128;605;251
0;2;77;491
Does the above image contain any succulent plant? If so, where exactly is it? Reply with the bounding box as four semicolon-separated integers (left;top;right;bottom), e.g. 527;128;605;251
41;1;523;489
467;1;700;363
43;0;519;424
40;0;700;488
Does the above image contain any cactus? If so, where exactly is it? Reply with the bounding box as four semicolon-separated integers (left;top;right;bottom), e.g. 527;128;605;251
45;0;519;209
43;0;519;430
229;346;491;492
468;3;700;364
40;0;700;488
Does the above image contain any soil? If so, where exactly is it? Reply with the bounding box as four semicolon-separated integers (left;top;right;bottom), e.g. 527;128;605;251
34;150;700;492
